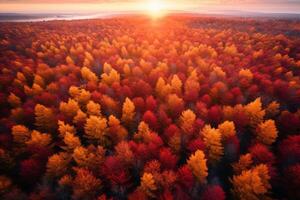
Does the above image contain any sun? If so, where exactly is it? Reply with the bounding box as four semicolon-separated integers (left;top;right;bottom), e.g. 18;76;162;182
146;0;166;18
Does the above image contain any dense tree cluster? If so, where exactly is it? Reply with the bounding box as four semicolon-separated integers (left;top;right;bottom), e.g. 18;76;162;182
0;15;300;199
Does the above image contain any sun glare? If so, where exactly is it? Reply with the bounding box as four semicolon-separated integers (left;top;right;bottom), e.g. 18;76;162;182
146;0;166;18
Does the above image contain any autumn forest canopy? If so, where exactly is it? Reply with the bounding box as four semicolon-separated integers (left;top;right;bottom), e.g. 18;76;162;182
0;15;300;200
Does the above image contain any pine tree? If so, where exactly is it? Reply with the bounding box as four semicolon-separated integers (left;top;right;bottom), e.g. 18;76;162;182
256;120;278;145
201;125;224;164
35;104;56;132
121;98;135;125
187;150;208;184
84;116;107;143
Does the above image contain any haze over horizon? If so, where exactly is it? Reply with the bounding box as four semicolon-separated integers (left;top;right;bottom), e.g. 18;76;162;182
0;0;300;14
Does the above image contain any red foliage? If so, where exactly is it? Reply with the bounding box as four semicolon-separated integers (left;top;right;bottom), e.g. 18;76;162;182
200;185;225;200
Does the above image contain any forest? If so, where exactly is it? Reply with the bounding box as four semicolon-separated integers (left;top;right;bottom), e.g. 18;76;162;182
0;15;300;199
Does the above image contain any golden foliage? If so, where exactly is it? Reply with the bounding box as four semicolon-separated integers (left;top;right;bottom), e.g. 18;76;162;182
232;153;253;174
58;120;76;137
171;75;182;94
239;69;253;82
34;104;56;132
68;87;91;105
256;120;278;145
108;115;120;127
101;68;120;85
179;109;196;135
8;93;21;107
134;121;151;142
63;132;81;151
244;98;265;128
47;152;70;177
218;121;236;139
73;146;105;170
11;125;30;144
140;173;157;198
121;97;135;124
187;150;208;183
73;109;87;125
26;130;52;147
84;116;107;143
86;100;101;116
60;98;80;118
81;67;98;82
156;77;172;99
201;125;224;163
231;164;271;200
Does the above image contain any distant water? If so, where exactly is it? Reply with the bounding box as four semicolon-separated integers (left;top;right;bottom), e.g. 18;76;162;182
0;12;119;22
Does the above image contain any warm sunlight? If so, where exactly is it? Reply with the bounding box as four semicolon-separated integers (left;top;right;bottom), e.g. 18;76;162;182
146;0;167;18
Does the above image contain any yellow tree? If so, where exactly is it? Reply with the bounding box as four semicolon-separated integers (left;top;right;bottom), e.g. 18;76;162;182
256;120;278;145
11;125;30;144
218;121;236;140
63;132;81;151
179;109;196;135
8;93;21;107
84;116;107;143
201;125;224;164
171;75;182;94
58;120;76;138
81;67;98;82
26;130;52;147
232;153;253;174
121;98;135;125
35;104;56;132
86;100;101;116
46;152;70;177
60;98;80;119
231;164;271;200
244;98;265;128
187;150;208;184
140;173;157;198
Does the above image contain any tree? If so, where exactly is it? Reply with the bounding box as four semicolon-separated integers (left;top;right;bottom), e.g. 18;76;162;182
244;98;265;128
256;120;278;145
81;67;98;82
34;104;56;132
63;132;81;151
140;173;157;198
187;150;208;184
179;109;196;135
218;121;236;140
201;125;224;163
8;93;21;107
58;120;76;138
26;130;52;147
121;98;135;125
59;98;80;119
84;116;107;143
11;125;30;144
72;168;102;200
231;164;271;200
171;75;182;94
86;100;101;116
46;152;69;177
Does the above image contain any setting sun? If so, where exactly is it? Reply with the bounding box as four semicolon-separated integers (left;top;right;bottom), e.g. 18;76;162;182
146;0;166;18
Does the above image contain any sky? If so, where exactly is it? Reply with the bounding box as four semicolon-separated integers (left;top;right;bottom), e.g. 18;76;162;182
0;0;300;14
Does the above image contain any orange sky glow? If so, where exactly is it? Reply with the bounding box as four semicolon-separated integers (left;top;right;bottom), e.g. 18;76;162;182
0;0;299;14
